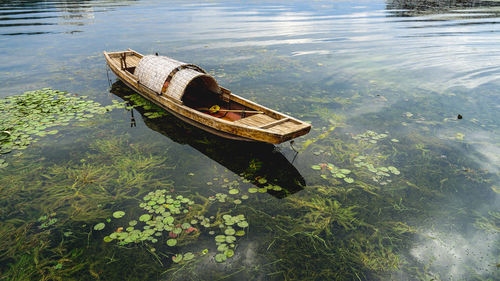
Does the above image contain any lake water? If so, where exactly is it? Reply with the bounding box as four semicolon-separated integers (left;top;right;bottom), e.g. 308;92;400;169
0;0;499;280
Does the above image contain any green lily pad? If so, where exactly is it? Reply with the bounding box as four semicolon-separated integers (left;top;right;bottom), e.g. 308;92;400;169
248;188;258;193
235;230;245;236
224;249;234;258
225;235;236;243
93;223;105;231
228;189;239;195
224;228;235;235
103;236;113;242
172;254;183;263
215;253;227;263
166;239;177;246
344;177;354;183
217;243;228;252
311;165;322;170
184;252;195;261
215;235;226;243
237;221;249;228
113;211;125;219
129;220;137;226
139;214;151;222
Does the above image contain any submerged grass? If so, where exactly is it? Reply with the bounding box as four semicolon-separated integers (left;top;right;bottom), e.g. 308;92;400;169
1;62;499;281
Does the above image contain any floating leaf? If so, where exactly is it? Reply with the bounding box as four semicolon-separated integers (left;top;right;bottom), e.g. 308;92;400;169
224;249;234;258
184;252;195;261
215;253;227;263
344;177;354;183
172;254;183;263
139;214;151;222
215;235;226;243
129;220;137;226
311;165;322;170
237;221;249;228
224;228;236;235
103;236;112;242
235;230;245;236
228;189;239;195
225;235;236;243
93;223;105;231
113;211;125;219
166;239;177;247
248;188;258;193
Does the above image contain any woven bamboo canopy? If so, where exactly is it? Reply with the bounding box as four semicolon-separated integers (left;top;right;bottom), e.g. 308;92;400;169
135;55;220;103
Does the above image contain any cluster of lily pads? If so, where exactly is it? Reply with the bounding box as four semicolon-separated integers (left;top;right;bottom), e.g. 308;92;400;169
248;184;282;193
207;176;252;205
353;156;400;184
352;130;398;144
93;187;251;264
125;94;167;119
0;88;125;163
213;214;248;262
312;163;354;183
94;189;196;245
38;213;58;229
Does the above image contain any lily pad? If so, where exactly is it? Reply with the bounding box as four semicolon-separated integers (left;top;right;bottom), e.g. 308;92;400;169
224;228;236;235
139;214;151;222
184;252;195;261
344;177;354;183
215;253;227;263
215;235;226;243
93;223;105;231
237;221;249;228
172;254;183;263
113;211;125;219
228;189;239;195
166;239;177;246
224;249;234;258
225;235;236;243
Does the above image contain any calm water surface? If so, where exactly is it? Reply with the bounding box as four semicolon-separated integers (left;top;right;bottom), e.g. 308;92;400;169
0;0;499;280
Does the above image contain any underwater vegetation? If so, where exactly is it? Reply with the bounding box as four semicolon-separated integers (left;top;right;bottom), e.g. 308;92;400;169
0;64;499;281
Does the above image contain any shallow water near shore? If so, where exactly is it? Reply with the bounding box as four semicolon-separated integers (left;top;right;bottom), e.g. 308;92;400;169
0;0;499;280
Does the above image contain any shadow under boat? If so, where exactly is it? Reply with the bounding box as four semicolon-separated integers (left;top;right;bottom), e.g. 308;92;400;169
110;81;305;198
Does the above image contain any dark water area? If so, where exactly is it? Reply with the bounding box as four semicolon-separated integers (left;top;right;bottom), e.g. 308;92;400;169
0;0;499;280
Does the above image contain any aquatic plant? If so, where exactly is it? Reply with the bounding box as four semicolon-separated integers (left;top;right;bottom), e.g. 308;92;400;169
125;94;167;119
311;163;354;183
0;89;126;169
99;189;196;245
352;130;389;144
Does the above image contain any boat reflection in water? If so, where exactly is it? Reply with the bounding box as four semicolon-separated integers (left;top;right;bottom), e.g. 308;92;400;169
110;81;305;198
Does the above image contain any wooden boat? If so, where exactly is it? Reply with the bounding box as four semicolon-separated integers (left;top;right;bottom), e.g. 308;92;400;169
103;49;311;144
